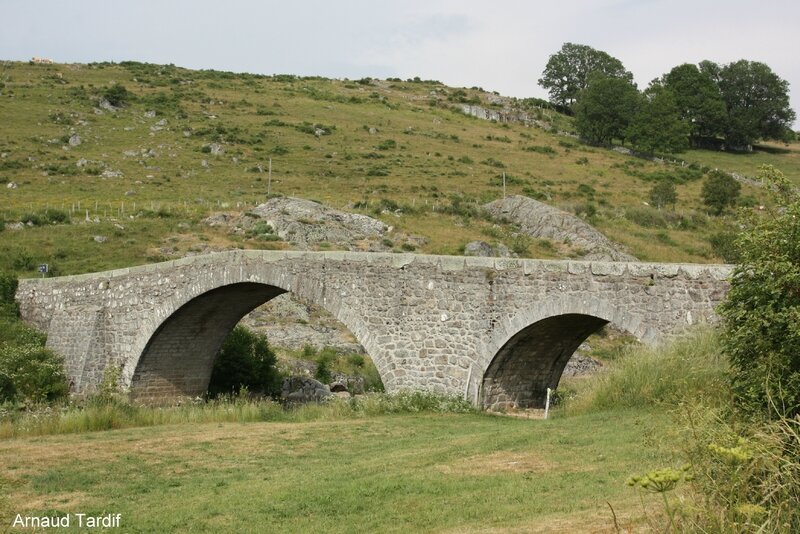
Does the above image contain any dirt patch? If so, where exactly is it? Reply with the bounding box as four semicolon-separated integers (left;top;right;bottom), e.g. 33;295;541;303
436;451;554;476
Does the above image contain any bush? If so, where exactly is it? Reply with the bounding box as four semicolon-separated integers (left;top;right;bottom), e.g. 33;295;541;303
207;326;281;398
649;180;677;209
102;84;132;107
702;170;741;215
719;165;800;418
0;344;69;403
708;231;740;263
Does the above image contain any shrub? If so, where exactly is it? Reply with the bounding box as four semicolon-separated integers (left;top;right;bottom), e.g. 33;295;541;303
0;344;69;403
702;170;741;215
719;165;800;418
207;326;281;398
376;139;397;150
649;181;677;209
708;231;740;263
523;145;557;155
102;84;132;107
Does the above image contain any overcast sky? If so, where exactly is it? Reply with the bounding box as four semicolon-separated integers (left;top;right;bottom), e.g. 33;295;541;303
2;0;797;122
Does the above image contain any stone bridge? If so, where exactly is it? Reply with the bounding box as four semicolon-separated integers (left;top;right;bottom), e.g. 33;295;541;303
16;251;731;409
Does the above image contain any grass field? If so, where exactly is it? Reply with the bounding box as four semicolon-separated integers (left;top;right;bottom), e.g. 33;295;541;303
0;408;671;533
2;60;797;276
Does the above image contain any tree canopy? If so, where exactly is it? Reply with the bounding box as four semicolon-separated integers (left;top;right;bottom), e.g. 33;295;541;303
538;42;631;111
574;74;639;144
626;85;690;154
661;63;727;143
717;60;796;148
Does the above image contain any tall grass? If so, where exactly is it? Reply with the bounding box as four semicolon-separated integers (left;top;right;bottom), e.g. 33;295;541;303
564;329;800;532
561;329;729;415
0;390;474;438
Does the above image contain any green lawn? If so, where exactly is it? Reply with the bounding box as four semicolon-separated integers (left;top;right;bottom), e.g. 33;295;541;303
1;409;670;533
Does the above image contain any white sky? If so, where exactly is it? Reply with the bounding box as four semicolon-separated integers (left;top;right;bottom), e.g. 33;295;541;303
2;0;797;124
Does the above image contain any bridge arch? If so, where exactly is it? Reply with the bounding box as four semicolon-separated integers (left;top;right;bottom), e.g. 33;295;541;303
124;272;378;403
475;296;651;411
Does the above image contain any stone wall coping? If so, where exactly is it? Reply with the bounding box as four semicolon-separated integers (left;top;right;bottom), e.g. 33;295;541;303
18;250;734;285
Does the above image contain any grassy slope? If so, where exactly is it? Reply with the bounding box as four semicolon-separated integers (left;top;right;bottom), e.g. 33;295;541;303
1;60;796;276
0;409;669;533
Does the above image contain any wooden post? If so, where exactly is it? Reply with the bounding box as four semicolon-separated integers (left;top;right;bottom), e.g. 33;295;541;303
267;158;272;196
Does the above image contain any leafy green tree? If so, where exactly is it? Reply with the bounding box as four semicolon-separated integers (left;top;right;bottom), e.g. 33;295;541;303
701;170;741;215
648;180;677;209
207;325;281;397
627;85;690;154
574;74;639;144
661;63;727;143
719;165;800;417
538;42;631;111
718;60;795;149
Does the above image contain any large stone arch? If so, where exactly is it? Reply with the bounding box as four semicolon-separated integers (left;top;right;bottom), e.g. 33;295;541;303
123;268;378;403
474;295;651;410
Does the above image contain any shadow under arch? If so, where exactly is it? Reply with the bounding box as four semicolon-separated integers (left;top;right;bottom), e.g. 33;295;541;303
478;296;651;410
130;282;285;402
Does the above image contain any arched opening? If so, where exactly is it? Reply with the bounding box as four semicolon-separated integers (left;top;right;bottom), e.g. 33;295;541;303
130;282;286;402
130;281;382;404
481;314;610;411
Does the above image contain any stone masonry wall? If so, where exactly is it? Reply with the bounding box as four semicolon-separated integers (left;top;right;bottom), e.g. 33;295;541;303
16;251;731;405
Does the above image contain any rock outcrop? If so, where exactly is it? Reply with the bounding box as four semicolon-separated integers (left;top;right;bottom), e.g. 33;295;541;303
483;195;637;262
248;196;388;248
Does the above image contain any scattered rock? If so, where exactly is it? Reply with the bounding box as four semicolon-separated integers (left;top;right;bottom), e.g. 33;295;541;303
6;182;17;189
93;235;107;243
144;110;156;118
281;377;331;404
208;143;224;156
101;169;123;178
124;190;136;196
483;195;637;262
563;353;603;377
5;222;23;230
98;98;117;112
68;134;82;147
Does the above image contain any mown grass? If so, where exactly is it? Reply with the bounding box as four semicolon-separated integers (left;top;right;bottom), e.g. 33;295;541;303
0;406;670;533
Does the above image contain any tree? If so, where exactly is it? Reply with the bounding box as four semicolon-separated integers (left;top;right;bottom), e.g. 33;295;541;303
649;180;677;210
717;60;796;149
627;85;690;154
207;325;281;397
538;42;631;111
661;63;727;143
701;170;740;215
574;74;639;144
719;165;800;417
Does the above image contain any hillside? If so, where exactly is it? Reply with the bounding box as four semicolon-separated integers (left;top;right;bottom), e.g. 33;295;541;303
1;60;798;276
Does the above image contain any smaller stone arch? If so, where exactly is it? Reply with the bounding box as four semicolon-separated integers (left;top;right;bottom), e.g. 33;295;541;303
475;296;650;410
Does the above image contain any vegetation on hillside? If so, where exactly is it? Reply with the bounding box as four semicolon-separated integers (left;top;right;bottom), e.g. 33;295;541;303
1;60;797;279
